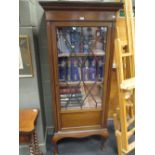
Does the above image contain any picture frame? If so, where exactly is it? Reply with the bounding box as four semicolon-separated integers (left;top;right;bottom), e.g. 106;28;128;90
19;35;33;78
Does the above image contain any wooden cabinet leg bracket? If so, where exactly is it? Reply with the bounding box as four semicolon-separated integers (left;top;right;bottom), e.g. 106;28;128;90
51;129;109;155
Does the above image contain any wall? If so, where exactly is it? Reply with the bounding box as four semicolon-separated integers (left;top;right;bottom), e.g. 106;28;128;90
19;0;46;154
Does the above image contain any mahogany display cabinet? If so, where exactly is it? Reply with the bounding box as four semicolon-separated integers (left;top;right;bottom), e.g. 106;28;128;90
40;1;123;154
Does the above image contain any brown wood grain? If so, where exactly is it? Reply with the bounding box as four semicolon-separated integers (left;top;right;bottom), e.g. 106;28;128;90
19;134;31;144
40;1;123;11
45;11;116;21
52;128;109;142
50;21;114;131
40;2;123;154
108;69;119;118
61;110;102;128
108;17;128;118
19;109;38;133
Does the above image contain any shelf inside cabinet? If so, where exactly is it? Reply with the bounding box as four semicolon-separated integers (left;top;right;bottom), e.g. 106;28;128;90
61;106;102;113
60;81;103;86
58;52;105;58
59;83;103;110
61;107;102;113
61;103;102;111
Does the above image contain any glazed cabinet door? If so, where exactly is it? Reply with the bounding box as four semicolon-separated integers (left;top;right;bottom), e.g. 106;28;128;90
48;22;113;131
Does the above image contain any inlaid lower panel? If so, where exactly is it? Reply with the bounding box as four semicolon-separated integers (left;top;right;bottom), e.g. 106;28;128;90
61;110;102;128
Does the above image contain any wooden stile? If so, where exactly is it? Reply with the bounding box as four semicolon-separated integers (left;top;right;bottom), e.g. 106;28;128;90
113;0;135;154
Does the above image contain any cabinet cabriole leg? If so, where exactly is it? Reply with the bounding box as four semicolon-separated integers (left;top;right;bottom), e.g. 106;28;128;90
52;135;59;155
101;132;109;151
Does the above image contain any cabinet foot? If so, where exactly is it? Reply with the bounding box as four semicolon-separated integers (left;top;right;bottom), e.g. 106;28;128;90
52;134;59;155
101;133;109;151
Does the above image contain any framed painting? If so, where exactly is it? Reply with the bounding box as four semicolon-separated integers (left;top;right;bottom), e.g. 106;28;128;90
19;35;33;78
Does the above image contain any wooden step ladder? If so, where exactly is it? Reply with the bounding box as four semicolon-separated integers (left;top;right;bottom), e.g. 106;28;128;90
113;0;135;155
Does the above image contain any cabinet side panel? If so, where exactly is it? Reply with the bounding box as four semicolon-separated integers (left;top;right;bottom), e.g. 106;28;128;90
102;21;116;127
46;22;59;131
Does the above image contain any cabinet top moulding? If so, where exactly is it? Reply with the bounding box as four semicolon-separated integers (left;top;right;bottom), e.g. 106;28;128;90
39;1;123;11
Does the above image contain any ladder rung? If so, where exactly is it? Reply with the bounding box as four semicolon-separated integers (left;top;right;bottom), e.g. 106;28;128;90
120;78;135;90
127;117;135;127
122;53;132;57
128;141;135;152
123;141;135;154
128;127;135;138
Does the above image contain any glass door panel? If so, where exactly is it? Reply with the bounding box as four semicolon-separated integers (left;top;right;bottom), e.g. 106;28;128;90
56;26;107;110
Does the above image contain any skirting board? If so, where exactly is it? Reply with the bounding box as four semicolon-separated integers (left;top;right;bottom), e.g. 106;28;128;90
46;126;54;136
